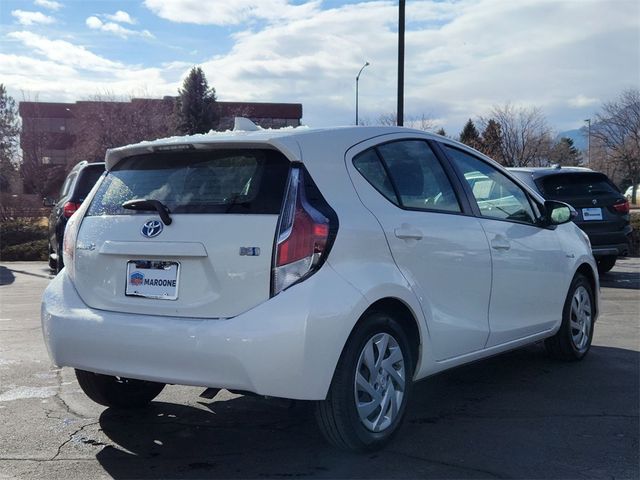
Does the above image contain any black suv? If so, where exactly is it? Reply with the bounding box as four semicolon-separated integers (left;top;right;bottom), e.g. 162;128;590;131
510;166;631;274
44;161;105;272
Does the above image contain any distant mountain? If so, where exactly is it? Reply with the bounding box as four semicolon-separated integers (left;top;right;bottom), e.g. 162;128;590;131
557;129;588;151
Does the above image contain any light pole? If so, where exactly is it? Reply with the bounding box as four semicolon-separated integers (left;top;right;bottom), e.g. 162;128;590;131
397;0;405;126
355;61;370;125
584;118;591;164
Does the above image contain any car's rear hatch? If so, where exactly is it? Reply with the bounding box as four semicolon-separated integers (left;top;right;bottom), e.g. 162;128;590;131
535;172;629;239
73;147;290;318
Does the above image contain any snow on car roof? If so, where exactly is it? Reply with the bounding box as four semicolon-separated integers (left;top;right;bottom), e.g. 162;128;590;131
103;123;435;170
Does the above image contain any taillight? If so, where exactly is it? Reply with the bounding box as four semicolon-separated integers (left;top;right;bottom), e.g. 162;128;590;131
63;201;80;218
272;167;336;295
612;199;629;214
62;208;80;280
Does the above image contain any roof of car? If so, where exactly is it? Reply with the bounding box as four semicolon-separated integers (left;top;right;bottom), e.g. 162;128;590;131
104;125;445;170
509;166;596;179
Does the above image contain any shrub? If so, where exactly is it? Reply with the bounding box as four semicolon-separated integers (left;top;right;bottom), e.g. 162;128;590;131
0;239;48;261
0;219;49;261
0;219;47;247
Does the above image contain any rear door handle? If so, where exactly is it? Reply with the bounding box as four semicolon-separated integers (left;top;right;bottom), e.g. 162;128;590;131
394;227;423;240
490;235;511;251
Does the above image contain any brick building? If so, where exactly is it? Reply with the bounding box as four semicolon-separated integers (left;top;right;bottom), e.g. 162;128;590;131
19;98;303;167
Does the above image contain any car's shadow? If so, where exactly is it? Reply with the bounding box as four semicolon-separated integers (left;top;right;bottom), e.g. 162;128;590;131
599;268;640;289
0;266;15;286
96;344;639;479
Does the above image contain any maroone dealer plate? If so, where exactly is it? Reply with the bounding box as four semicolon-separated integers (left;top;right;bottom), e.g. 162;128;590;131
126;260;180;300
582;207;603;221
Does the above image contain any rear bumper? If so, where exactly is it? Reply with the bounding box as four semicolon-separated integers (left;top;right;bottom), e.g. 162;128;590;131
41;266;365;400
591;238;631;257
586;226;632;257
591;244;630;257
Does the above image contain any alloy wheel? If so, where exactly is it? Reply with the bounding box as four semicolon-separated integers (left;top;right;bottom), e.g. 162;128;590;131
570;285;592;351
354;332;406;432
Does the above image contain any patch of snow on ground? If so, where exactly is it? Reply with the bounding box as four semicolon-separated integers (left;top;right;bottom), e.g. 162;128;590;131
0;386;57;402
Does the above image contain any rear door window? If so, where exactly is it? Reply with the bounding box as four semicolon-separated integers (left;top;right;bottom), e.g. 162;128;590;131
354;140;461;213
87;149;290;216
378;141;461;212
59;173;76;199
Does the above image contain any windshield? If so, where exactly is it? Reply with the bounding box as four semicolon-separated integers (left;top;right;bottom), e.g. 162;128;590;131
537;173;619;198
87;149;290;215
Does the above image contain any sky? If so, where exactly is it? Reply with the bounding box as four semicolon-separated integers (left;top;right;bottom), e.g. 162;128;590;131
1;0;638;135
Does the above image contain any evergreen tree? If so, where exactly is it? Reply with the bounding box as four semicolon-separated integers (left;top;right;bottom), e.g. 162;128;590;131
459;119;481;149
550;137;582;166
177;67;218;135
0;84;20;192
480;118;504;163
435;127;446;137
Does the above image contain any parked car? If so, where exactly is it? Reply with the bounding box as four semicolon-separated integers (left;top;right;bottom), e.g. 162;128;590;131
43;161;105;272
42;124;599;452
624;184;640;205
509;166;631;274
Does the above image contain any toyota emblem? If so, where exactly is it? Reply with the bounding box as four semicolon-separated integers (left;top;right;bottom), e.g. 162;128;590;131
141;219;163;238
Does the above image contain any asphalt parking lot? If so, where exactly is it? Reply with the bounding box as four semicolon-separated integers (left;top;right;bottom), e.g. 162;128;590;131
0;260;638;479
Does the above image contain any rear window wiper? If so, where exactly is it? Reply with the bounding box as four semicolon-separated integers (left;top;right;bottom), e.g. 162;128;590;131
122;199;173;225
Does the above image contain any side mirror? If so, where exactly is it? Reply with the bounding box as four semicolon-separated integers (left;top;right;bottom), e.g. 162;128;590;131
543;200;576;226
43;197;56;207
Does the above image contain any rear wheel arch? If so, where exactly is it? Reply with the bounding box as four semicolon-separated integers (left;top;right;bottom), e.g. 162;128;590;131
350;297;421;374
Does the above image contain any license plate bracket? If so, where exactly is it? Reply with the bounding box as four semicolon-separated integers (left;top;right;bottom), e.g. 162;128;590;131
581;207;603;221
126;260;180;300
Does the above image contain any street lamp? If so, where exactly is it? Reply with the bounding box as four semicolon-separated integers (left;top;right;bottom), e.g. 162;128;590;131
355;61;370;125
584;118;591;164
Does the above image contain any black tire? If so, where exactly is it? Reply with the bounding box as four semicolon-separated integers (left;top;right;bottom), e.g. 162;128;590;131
48;244;56;272
315;312;414;452
75;369;165;409
545;273;595;361
596;256;616;275
55;241;64;273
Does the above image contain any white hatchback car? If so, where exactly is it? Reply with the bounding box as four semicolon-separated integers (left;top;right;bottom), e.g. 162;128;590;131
42;124;599;451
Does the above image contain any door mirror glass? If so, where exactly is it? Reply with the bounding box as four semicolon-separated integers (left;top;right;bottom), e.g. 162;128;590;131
546;200;574;225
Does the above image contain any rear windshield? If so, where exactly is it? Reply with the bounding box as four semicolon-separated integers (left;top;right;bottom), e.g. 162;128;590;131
74;165;105;202
536;173;619;198
87;149;290;216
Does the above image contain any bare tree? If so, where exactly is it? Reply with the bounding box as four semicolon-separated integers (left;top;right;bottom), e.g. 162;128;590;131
591;89;640;198
362;112;436;132
19;94;66;197
480;103;552;167
70;93;178;166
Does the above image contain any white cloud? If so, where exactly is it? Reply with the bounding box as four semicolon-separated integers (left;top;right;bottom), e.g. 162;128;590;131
568;95;600;108
8;31;123;71
105;10;136;24
144;0;322;26
85;16;102;29
11;10;55;25
1;34;178;103
85;16;154;39
192;0;639;131
34;0;62;10
3;0;639;135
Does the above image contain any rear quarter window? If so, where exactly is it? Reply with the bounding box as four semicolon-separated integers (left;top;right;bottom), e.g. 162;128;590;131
74;165;105;202
87;149;290;216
